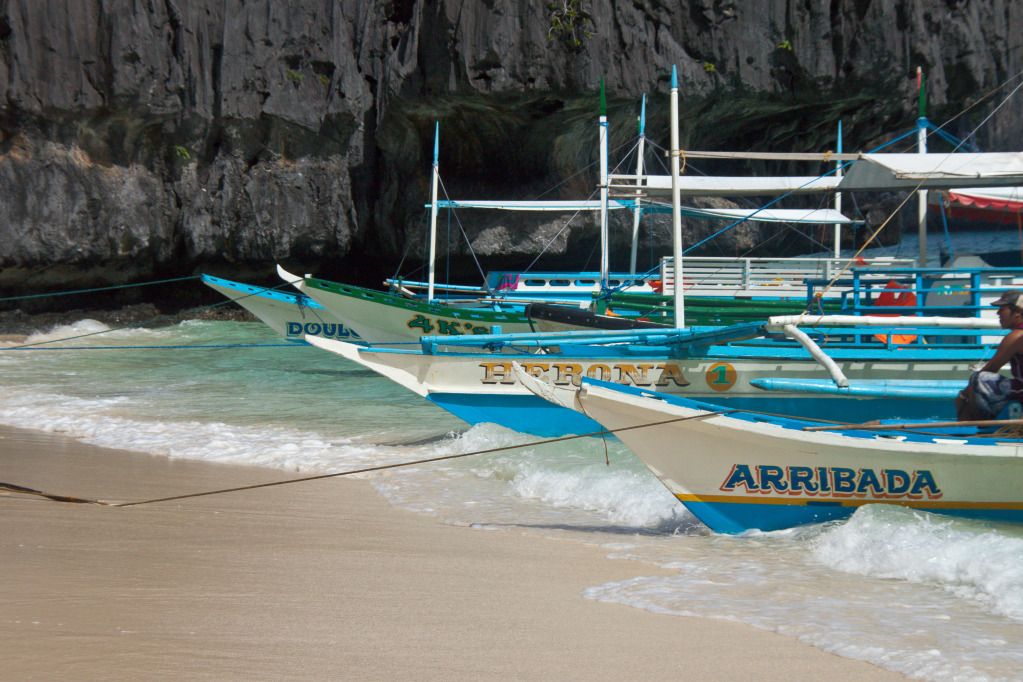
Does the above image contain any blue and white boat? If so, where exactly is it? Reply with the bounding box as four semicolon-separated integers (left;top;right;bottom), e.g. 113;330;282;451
305;315;999;437
201;273;364;343
517;373;1023;534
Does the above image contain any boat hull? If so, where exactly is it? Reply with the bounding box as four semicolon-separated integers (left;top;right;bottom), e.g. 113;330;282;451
426;391;960;437
326;342;984;436
291;275;535;344
574;381;1023;533
202;275;363;342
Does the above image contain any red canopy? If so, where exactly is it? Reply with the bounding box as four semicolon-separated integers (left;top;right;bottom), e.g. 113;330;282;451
947;189;1023;212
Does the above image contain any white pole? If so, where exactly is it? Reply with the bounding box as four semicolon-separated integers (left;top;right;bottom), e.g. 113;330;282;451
427;121;440;302
783;324;849;388
599;81;610;289
766;314;1000;330
916;67;928;267
629;94;647;274
670;66;685;328
833;120;842;259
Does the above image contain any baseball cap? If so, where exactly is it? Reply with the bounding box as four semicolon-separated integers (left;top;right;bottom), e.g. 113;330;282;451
991;289;1023;309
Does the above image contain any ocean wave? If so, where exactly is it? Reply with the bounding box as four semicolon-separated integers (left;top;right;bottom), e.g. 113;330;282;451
813;505;1023;622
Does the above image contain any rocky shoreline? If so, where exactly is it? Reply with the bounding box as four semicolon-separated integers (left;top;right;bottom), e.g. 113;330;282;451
0;303;254;337
1;1;1019;299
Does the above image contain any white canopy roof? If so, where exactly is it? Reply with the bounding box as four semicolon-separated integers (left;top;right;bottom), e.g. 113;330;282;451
839;152;1023;191
642;205;857;224
609;174;840;196
611;151;1023;197
432;199;856;224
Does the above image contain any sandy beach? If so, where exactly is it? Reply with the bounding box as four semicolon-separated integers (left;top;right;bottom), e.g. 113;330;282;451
0;425;902;681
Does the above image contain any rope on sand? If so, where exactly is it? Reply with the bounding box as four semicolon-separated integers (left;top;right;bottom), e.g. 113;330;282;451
0;411;732;509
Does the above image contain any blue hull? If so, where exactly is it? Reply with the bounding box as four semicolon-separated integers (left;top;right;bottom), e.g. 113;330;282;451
427;392;954;437
684;499;1023;534
428;393;602;436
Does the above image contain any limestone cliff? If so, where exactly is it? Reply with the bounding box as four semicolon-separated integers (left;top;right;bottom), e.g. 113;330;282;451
0;0;1020;303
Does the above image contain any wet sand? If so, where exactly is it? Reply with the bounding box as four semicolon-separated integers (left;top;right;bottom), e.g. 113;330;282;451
0;425;902;680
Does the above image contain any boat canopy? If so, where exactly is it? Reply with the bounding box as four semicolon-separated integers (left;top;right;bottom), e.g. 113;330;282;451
838;152;1023;191
945;186;1023;212
611;152;1023;197
430;199;857;224
609;174;840;196
641;205;857;224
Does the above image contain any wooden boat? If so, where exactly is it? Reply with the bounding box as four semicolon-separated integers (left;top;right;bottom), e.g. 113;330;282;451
304;316;998;437
201;274;363;343
516;371;1023;533
278;265;538;344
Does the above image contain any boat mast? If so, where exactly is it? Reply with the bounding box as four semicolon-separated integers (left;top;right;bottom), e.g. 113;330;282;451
670;66;685;328
833;120;843;259
916;67;928;267
599;80;610;289
428;121;440;302
629;94;647;274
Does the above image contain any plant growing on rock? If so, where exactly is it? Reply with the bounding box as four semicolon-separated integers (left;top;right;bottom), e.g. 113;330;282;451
547;0;594;51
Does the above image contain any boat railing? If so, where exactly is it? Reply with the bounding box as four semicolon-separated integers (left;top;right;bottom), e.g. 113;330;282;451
805;265;1023;318
765;314;1002;387
406;256;919;299
391;272;659;297
658;256;916;294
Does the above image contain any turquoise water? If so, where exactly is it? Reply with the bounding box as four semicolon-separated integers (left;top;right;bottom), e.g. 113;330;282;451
3;317;1023;680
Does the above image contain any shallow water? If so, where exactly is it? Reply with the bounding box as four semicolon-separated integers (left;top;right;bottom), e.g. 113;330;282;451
3;318;1022;680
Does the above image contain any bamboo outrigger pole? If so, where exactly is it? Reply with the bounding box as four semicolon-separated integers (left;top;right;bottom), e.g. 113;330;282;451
805;418;1023;432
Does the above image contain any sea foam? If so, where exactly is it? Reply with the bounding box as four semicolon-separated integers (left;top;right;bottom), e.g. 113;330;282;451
813;505;1023;622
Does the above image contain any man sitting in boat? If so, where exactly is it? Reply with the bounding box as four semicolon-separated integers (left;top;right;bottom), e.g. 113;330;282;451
957;289;1023;420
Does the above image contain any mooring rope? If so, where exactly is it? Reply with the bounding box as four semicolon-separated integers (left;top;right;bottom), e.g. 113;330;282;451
2;277;306;351
0;275;201;303
0;410;735;509
3;342;302;352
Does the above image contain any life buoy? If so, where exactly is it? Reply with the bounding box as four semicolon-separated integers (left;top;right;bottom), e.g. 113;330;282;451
870;279;918;344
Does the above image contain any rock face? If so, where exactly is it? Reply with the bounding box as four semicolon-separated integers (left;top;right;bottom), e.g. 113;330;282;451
0;0;1020;302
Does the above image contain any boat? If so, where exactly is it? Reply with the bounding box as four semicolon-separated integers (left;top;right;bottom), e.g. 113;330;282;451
515;371;1023;534
303;315;998;437
278;265;539;344
201;274;363;343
